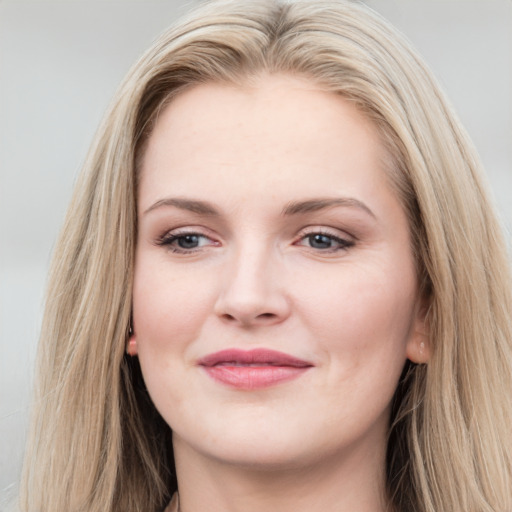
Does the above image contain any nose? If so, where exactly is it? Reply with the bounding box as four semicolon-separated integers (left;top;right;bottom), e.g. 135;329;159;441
214;244;291;327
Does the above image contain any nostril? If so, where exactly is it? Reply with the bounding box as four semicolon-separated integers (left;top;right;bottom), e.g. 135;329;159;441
220;311;277;325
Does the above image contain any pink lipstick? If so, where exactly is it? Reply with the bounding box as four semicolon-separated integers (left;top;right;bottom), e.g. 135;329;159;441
198;348;313;390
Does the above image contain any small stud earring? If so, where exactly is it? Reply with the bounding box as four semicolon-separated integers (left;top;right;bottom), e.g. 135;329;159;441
126;337;138;357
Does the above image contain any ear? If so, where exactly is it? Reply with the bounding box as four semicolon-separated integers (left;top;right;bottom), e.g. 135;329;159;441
405;298;431;364
126;334;138;357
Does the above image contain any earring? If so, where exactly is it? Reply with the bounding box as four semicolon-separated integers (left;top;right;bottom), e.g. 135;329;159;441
126;336;138;357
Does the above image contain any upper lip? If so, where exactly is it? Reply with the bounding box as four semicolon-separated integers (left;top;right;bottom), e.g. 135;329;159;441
198;348;313;368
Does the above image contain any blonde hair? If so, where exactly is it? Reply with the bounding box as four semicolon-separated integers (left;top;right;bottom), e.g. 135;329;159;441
20;1;512;511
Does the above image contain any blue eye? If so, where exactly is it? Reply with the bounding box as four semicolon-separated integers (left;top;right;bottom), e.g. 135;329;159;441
307;234;336;249
157;232;216;253
298;232;353;252
175;234;202;249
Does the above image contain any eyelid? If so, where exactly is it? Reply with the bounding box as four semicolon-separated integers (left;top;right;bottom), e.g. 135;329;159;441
293;226;355;252
296;225;354;240
155;226;221;253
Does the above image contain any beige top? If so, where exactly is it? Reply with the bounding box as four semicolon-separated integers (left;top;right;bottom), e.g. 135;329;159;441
163;493;179;512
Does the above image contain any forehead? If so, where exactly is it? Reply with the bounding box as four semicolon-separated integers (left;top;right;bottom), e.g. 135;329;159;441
138;73;394;215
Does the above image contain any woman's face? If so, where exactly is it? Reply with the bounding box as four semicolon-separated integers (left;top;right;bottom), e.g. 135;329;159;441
133;74;427;471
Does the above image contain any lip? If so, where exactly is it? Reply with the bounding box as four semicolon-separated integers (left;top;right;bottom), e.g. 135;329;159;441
198;348;314;390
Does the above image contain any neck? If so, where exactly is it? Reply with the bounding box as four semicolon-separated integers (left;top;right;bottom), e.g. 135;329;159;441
173;435;389;512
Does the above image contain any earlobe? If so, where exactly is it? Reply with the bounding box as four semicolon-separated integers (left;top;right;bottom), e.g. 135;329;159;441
407;336;430;364
126;335;138;357
406;301;431;364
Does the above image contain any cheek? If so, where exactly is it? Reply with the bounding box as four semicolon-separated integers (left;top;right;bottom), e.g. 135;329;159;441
131;259;221;420
132;258;218;357
295;258;417;370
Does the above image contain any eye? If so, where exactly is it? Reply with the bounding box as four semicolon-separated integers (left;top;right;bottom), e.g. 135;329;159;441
296;231;354;252
156;231;219;253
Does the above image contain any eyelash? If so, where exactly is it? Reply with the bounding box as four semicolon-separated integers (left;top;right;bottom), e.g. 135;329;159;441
156;231;218;254
294;229;355;253
156;229;354;254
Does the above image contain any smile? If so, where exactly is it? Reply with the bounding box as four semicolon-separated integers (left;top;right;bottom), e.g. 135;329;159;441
198;348;314;390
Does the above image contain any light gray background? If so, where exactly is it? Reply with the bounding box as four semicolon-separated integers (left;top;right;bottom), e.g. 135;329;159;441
1;0;511;504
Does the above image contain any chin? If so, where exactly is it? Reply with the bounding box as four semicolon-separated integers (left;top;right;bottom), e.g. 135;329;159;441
198;438;317;471
173;414;350;473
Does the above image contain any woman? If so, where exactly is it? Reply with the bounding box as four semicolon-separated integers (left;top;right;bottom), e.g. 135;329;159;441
19;1;512;511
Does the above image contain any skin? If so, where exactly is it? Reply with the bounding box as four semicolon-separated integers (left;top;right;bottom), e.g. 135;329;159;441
132;74;429;512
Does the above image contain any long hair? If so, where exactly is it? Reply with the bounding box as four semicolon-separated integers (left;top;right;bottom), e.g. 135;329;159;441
20;1;512;511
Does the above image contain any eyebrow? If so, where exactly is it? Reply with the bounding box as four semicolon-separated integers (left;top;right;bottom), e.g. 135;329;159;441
143;196;375;219
144;197;220;216
282;198;375;218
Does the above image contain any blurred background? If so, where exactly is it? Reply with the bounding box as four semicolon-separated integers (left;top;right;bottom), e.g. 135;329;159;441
1;0;511;505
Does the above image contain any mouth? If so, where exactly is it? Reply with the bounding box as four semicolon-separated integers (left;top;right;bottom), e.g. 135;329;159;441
198;348;313;390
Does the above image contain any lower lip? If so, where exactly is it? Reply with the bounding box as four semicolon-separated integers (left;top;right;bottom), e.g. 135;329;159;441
202;365;311;390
